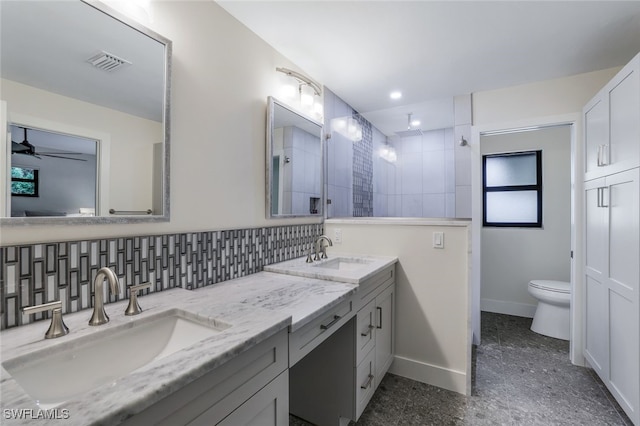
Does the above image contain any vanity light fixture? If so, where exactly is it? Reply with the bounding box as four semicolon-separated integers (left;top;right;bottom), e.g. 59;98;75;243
379;143;397;163
276;67;323;119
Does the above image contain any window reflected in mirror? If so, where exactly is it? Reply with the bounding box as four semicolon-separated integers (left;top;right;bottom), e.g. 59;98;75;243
9;125;98;218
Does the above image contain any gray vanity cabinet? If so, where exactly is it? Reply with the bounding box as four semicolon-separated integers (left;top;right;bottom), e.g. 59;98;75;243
353;266;396;419
123;329;289;426
290;265;396;425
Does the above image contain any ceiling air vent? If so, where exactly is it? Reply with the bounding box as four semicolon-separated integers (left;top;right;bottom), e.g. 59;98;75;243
86;51;132;72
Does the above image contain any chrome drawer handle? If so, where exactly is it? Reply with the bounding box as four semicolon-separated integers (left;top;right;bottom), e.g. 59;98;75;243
360;374;374;390
361;324;374;337
320;315;341;330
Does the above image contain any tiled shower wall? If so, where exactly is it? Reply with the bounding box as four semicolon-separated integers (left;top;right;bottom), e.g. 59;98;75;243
352;111;373;217
0;223;323;330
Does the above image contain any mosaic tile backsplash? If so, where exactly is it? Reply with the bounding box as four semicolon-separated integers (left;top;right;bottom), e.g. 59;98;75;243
0;223;323;330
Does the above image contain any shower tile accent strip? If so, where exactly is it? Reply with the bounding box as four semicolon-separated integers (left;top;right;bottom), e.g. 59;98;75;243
352;110;374;217
0;223;323;330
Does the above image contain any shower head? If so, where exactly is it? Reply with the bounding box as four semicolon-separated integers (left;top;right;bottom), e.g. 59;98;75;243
394;113;423;137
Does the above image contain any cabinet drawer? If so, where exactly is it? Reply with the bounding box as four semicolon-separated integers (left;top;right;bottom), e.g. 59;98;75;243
353;265;395;311
123;329;288;426
355;347;376;420
289;298;354;366
356;299;376;365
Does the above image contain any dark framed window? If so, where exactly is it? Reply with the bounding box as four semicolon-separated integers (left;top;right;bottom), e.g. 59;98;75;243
11;166;39;197
483;150;542;227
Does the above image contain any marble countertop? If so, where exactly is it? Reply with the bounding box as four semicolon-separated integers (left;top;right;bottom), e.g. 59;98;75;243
263;253;398;284
0;263;377;425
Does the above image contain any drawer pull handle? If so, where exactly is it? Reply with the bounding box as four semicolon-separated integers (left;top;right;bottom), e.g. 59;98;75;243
360;374;374;389
361;324;374;337
377;307;383;329
320;315;341;330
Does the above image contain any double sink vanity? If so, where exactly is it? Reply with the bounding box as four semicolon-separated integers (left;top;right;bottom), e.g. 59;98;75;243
0;251;397;425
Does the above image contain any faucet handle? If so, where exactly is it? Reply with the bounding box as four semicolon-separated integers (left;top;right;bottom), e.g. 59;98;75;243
306;248;314;263
125;283;152;316
22;301;69;339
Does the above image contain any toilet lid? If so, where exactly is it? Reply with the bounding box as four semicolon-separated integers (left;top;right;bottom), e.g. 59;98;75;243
529;280;570;294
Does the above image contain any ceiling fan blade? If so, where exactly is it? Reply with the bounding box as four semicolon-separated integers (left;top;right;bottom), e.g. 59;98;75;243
40;154;87;161
12;141;30;153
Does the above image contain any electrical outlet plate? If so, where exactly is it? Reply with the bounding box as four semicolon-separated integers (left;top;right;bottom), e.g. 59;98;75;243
334;228;342;244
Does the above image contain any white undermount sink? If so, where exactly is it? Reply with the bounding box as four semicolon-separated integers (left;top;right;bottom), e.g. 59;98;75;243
312;257;373;271
3;309;231;408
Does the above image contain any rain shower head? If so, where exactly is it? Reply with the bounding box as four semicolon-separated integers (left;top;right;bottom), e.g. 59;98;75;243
395;128;423;137
394;112;423;137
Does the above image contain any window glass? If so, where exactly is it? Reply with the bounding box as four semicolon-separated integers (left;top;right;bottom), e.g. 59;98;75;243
485;153;537;187
483;150;542;227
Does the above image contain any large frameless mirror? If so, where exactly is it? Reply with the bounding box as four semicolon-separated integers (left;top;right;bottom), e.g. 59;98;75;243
0;0;171;225
266;96;323;218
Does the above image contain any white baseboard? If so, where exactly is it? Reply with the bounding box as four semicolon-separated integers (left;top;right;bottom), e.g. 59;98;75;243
481;298;536;318
389;355;467;395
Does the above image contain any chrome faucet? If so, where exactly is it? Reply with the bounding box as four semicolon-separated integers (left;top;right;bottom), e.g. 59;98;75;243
314;235;333;261
89;267;120;326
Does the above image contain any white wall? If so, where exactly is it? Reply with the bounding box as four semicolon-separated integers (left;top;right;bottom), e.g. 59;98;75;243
1;1;321;245
480;125;572;317
471;67;620;362
324;219;472;395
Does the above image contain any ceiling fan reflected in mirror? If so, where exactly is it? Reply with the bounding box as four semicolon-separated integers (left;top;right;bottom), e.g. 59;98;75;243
11;127;87;161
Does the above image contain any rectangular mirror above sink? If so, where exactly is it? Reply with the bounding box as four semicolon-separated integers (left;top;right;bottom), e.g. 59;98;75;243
0;0;171;225
266;96;324;218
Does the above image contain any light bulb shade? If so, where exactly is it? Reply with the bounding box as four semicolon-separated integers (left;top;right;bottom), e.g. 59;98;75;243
379;145;397;163
279;83;297;100
300;84;314;107
330;116;362;142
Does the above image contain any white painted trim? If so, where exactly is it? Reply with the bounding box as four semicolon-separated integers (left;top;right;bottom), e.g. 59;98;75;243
470;112;582;363
481;298;536;318
389;355;467;396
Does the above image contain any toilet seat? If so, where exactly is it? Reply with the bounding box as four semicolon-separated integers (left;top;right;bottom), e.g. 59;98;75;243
529;280;570;294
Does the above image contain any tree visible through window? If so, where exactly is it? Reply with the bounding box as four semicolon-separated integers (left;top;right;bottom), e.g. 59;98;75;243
11;166;39;197
483;150;542;227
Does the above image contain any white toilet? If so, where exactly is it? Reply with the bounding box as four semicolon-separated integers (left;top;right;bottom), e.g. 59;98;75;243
527;280;571;340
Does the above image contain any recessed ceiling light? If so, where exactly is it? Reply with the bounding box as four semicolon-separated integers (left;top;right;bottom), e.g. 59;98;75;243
390;91;402;100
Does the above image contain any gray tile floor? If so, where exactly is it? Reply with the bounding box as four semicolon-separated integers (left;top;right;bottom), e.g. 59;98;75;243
291;312;632;425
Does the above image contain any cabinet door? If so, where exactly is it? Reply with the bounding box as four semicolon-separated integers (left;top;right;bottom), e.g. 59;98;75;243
584;179;608;377
356;299;376;364
608;58;640;174
585;169;639;425
584;53;640;180
605;169;639;424
375;283;395;381
215;371;289;426
584;97;608;179
355;347;376;420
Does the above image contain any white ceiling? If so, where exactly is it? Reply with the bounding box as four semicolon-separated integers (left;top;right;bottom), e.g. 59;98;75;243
217;1;640;135
0;1;165;122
